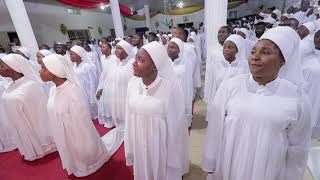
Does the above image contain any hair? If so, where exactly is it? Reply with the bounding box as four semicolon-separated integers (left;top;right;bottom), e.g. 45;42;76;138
220;26;232;34
287;18;299;25
102;42;112;49
255;22;266;26
0;47;5;53
133;32;144;39
148;32;157;38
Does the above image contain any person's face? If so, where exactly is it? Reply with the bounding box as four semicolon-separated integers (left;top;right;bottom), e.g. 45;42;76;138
36;52;45;65
172;29;184;40
217;27;230;45
54;44;66;55
13;38;20;46
280;16;288;22
284;19;299;31
223;41;238;62
125;37;132;45
249;39;284;79
287;6;295;14
0;60;17;78
70;51;81;62
237;31;246;39
255;25;266;38
132;34;141;46
314;31;320;50
187;38;194;43
101;43;111;56
65;42;72;50
167;42;180;60
115;45;128;60
132;49;156;77
148;34;156;42
298;25;310;39
38;59;55;82
161;36;167;45
271;13;277;20
301;0;310;12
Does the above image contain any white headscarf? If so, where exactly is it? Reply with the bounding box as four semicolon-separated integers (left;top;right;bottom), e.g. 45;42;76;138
224;34;246;61
116;40;133;58
303;22;316;34
141;41;174;80
38;49;53;57
282;13;290;18
70;45;93;65
260;26;304;86
42;54;81;87
272;9;282;20
238;28;250;39
188;32;197;42
1;54;41;83
16;47;31;59
263;16;277;25
162;34;169;45
169;38;184;56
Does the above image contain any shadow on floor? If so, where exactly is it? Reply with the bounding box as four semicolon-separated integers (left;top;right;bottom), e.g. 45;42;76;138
184;163;207;180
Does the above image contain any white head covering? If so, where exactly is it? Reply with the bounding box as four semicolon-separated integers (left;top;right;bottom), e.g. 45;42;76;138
70;45;93;65
141;42;174;80
238;28;250;39
224;34;246;61
38;49;53;57
272;9;282;20
263;16;277;25
260;26;304;85
168;34;173;38
162;34;169;44
16;47;31;59
188;31;197;42
116;40;133;58
282;13;290;18
1;54;41;83
169;38;184;56
42;54;81;87
302;22;316;34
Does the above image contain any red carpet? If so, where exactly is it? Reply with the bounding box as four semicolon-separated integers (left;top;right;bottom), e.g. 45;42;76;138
0;121;134;180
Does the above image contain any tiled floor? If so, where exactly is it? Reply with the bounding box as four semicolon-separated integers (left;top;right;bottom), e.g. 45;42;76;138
184;100;316;180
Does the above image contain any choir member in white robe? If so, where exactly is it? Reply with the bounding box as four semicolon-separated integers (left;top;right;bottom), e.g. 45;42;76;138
188;32;202;74
36;49;54;95
0;76;16;153
124;41;189;180
204;34;248;105
0;54;56;161
161;34;169;49
39;54;110;177
84;44;102;78
298;22;316;58
168;38;193;127
100;40;134;156
202;26;312;180
16;47;40;71
96;43;116;128
70;45;98;118
132;33;144;56
304;29;320;139
237;28;256;59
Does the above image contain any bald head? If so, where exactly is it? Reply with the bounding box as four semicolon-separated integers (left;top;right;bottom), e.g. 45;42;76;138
284;18;299;31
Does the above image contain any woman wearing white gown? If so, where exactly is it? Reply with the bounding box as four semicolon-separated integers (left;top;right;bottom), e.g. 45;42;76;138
124;41;189;180
70;45;98;118
167;37;193;127
0;54;56;161
100;40;134;156
39;54;110;177
36;49;54;95
204;34;248;105
0;75;16;153
202;26;312;180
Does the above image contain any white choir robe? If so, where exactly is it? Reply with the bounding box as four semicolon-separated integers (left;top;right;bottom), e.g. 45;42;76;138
0;78;17;153
124;76;189;180
73;62;99;118
1;76;56;160
204;57;248;105
101;56;134;157
171;57;194;127
47;81;110;177
188;42;202;85
132;46;138;56
183;43;201;95
202;74;312;180
96;54;117;127
301;50;320;139
87;50;102;78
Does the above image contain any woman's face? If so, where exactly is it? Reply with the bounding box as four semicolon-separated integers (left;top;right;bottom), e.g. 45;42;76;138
249;39;284;79
167;42;180;60
161;36;167;45
101;43;111;56
0;60;15;78
223;41;238;62
314;31;320;50
38;60;55;82
70;51;81;63
36;52;45;65
132;49;156;78
115;45;128;60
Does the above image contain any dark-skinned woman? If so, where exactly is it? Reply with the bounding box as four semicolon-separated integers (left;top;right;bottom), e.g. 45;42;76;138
168;37;193;127
124;41;189;180
39;54;110;177
204;34;248;106
202;26;312;180
36;49;54;95
70;45;98;119
0;54;56;161
100;40;134;157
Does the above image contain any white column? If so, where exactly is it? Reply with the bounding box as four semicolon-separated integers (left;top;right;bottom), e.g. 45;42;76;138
110;0;124;37
144;5;151;32
205;0;228;59
5;0;39;55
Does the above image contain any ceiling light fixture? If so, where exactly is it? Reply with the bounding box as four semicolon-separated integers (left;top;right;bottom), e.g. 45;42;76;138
177;1;184;8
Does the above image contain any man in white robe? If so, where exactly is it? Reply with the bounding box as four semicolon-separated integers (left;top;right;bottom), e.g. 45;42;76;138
0;54;56;161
